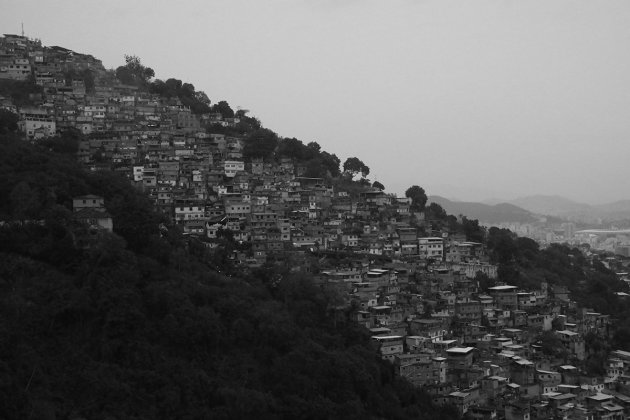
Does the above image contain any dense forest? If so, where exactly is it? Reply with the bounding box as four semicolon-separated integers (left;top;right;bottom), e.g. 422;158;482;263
0;134;461;419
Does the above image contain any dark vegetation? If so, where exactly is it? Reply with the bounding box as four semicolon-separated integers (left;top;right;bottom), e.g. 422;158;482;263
63;68;96;93
0;135;460;419
149;78;211;115
0;79;44;107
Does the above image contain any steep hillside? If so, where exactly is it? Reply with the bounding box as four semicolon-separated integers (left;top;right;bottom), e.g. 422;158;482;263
0;135;460;419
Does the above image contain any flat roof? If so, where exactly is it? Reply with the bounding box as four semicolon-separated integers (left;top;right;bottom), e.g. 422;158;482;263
372;335;403;341
602;403;624;412
413;318;441;324
587;394;613;401
489;285;517;291
612;350;630;358
549;393;576;400
450;391;469;397
370;327;391;332
446;346;475;354
542;392;561;397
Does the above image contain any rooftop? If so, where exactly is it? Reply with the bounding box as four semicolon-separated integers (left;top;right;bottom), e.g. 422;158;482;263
488;285;517;291
587;393;613;401
446;346;475;355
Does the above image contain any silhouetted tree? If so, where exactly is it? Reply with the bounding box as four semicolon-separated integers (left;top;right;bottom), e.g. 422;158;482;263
372;181;385;190
405;185;427;212
343;157;370;179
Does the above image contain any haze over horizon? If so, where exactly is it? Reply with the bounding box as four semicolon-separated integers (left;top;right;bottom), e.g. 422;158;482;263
3;0;629;205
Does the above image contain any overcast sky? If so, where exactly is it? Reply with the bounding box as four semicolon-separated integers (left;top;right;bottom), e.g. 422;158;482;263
3;0;630;204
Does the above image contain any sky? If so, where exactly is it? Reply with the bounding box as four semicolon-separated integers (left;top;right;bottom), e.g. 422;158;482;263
2;0;630;204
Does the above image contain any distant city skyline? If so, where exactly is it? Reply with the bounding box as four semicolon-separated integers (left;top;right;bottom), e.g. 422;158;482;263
2;0;629;205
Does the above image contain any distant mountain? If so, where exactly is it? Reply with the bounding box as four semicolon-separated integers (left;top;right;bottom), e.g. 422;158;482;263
481;198;505;206
428;195;537;224
593;200;630;221
506;195;630;221
508;195;591;216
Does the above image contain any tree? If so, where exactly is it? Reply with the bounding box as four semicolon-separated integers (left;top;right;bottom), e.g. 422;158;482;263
242;128;278;159
115;54;154;86
462;216;485;243
195;91;211;106
405;185;427;212
475;271;495;291
306;142;321;153
38;128;81;155
539;331;569;360
487;227;517;263
9;181;40;221
210;100;235;118
320;152;341;177
426;202;446;219
277;137;307;160
150;78;210;114
0;109;18;133
372;181;385;191
343;157;370;179
235;108;249;118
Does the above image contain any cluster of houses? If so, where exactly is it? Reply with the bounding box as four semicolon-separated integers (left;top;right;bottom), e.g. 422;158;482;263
0;33;239;140
348;264;630;420
6;34;630;420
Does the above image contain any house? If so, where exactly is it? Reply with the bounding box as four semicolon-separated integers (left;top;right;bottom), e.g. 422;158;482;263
224;160;244;177
557;330;586;361
446;347;476;369
73;195;105;210
488;285;518;310
72;195;113;232
18;116;56;139
419;237;444;260
372;335;404;362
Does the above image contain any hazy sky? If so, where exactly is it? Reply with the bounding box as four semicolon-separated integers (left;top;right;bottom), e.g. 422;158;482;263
3;0;630;204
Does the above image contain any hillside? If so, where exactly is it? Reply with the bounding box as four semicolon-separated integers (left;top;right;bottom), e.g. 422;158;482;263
428;195;537;224
0;137;459;420
5;34;630;420
0;36;467;419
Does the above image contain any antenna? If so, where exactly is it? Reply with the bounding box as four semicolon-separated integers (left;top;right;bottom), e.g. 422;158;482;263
21;22;24;37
